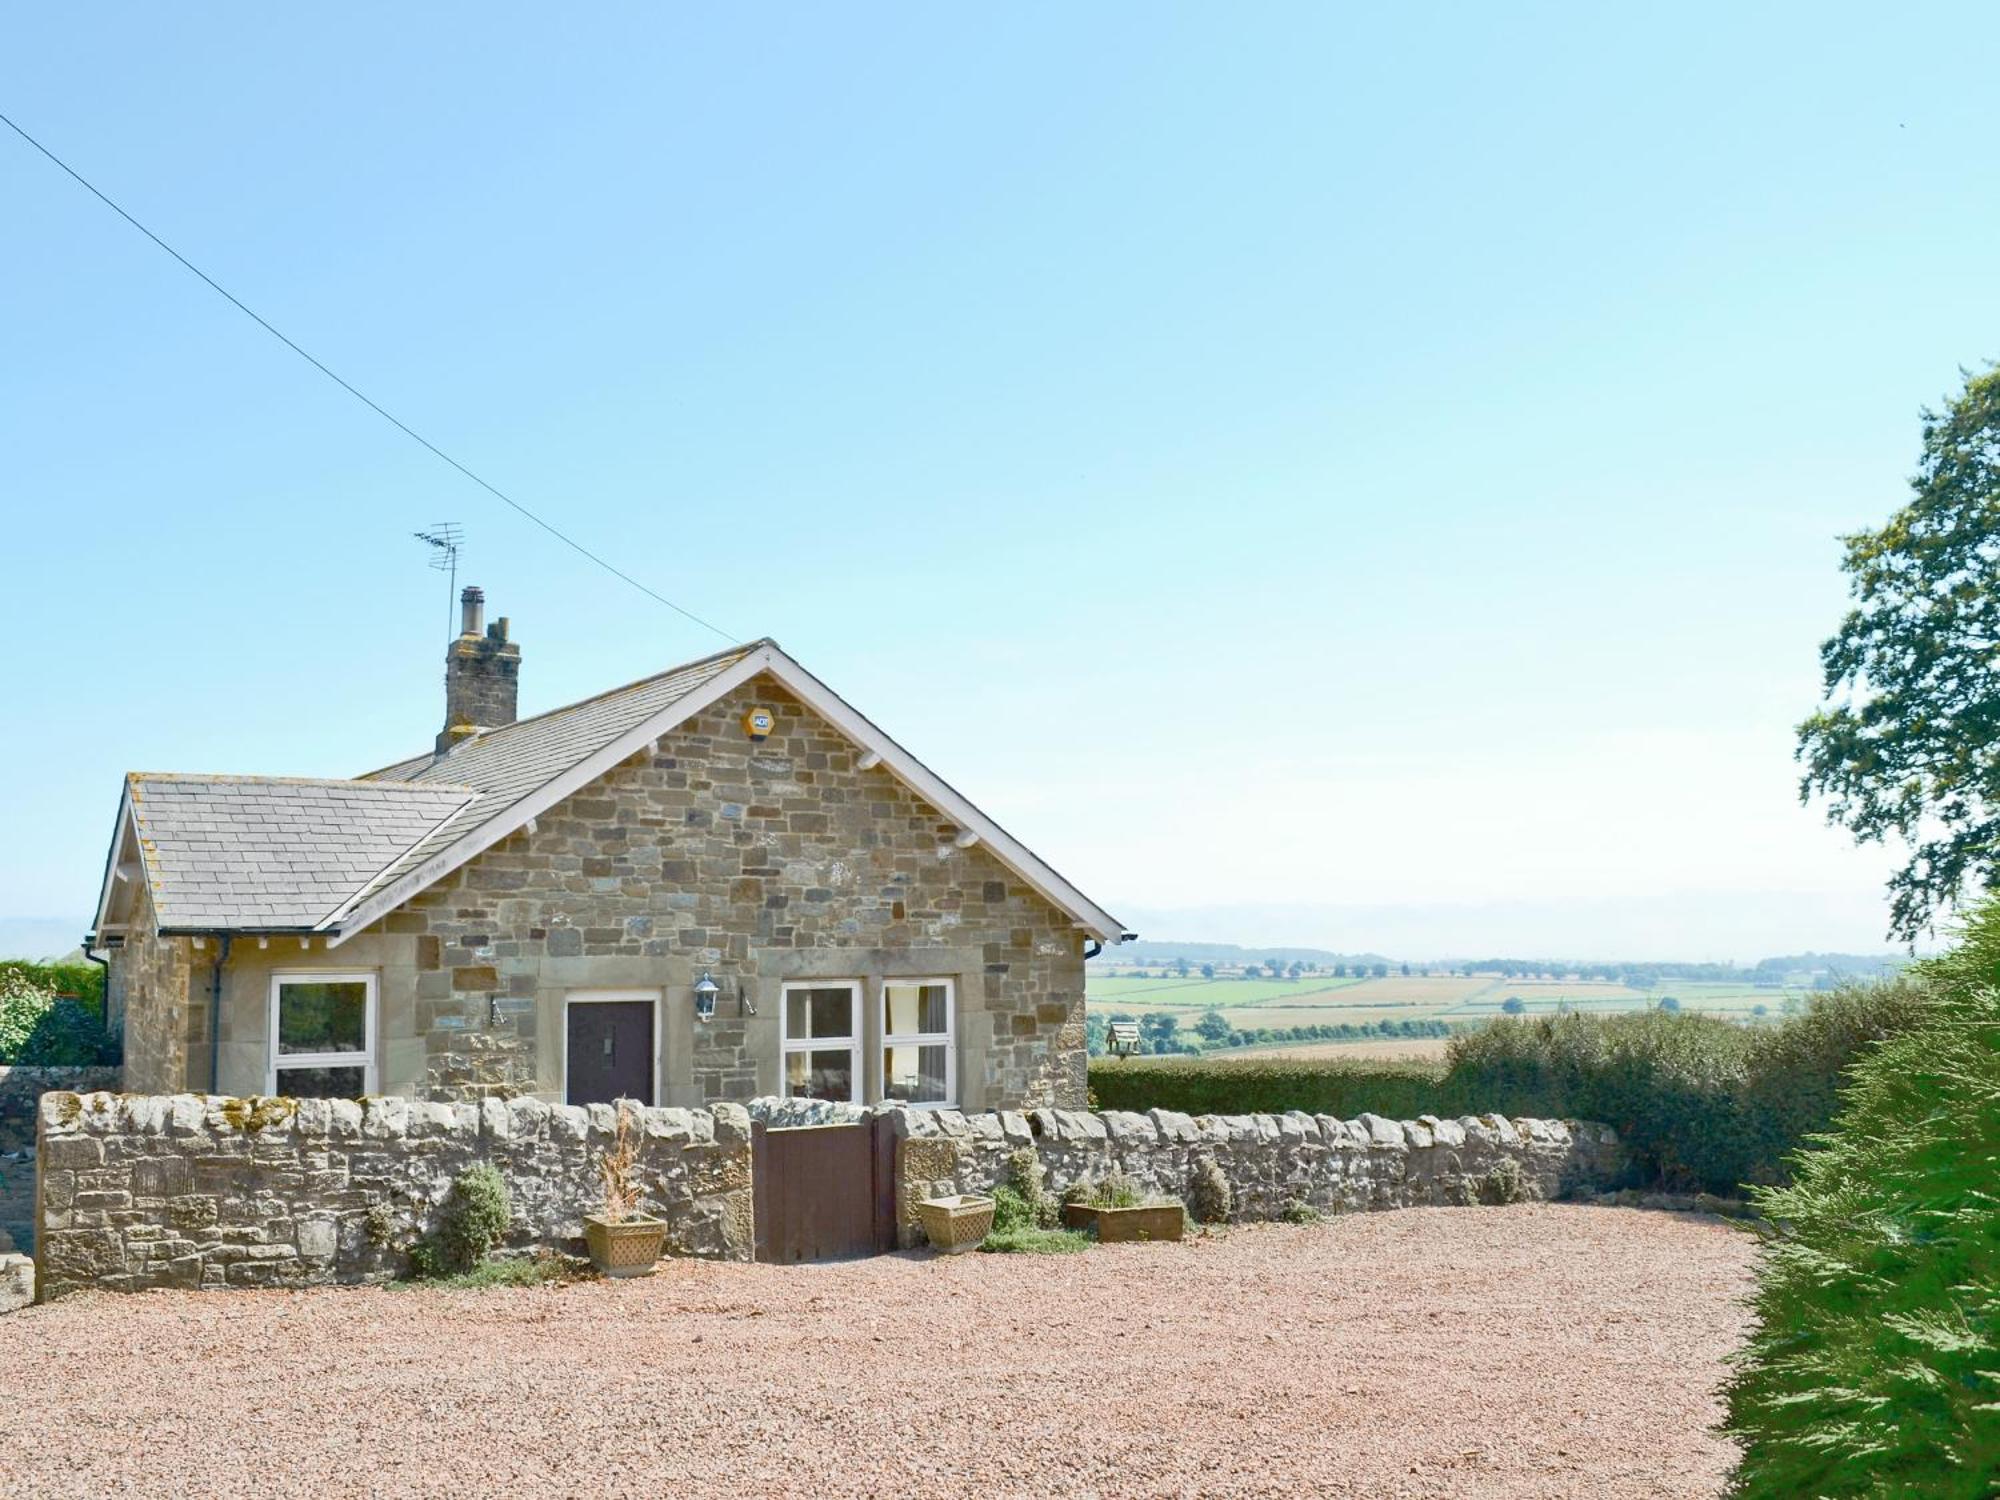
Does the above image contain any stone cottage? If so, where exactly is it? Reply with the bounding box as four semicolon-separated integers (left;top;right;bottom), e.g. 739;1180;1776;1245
88;589;1128;1111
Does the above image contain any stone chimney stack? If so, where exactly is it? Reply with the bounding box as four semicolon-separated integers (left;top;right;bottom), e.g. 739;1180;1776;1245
438;585;520;755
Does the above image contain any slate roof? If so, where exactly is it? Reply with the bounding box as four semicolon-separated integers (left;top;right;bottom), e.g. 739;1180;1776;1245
94;635;1128;943
99;642;760;935
125;775;477;930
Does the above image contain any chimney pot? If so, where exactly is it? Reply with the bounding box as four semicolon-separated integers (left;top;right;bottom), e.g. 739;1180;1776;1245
459;585;485;638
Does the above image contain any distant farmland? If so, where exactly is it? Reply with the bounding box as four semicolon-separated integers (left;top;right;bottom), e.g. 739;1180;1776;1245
1086;966;1802;1048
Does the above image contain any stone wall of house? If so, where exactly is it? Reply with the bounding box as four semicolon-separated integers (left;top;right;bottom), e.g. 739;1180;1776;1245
0;1067;122;1253
364;677;1087;1109
108;883;199;1095
34;1089;752;1299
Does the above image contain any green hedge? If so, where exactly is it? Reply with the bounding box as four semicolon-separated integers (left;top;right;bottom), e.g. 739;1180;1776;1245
1089;981;1931;1195
1092;1055;1454;1121
1725;906;2000;1496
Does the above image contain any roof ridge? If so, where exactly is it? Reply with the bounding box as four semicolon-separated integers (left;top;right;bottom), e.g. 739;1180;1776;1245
362;636;772;776
128;772;479;793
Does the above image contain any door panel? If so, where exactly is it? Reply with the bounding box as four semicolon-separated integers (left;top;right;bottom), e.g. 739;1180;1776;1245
752;1118;897;1263
566;1001;655;1105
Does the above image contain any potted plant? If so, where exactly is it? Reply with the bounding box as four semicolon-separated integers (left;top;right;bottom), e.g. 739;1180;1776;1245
583;1103;668;1277
917;1194;996;1254
1059;1172;1186;1243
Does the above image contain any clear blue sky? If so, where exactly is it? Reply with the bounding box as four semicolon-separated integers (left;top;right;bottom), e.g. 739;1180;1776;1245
5;5;1994;959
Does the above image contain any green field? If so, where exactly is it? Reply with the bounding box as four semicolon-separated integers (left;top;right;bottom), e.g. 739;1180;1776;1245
1088;968;1803;1043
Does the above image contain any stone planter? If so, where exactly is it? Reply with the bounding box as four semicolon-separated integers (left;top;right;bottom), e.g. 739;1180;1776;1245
917;1195;995;1254
1061;1202;1186;1243
583;1214;667;1277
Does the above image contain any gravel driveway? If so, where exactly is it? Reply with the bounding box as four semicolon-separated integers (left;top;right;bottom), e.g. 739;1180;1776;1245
3;1204;1755;1499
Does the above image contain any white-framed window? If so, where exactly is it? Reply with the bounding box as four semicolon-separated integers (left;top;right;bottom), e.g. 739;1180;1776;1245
881;978;955;1107
268;972;376;1098
780;980;861;1103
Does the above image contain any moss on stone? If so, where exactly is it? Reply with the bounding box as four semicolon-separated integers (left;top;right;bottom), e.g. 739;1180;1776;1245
218;1096;298;1133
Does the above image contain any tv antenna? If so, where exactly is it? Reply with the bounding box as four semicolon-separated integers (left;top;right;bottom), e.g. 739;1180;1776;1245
413;524;464;639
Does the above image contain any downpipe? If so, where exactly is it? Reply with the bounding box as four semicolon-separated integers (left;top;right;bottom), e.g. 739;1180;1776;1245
208;934;232;1093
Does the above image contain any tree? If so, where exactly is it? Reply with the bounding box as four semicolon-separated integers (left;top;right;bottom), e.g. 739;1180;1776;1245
1200;962;1215;979
1501;996;1526;1015
1194;1008;1233;1045
1658;995;1681;1013
1370;963;1389;978
1137;1013;1180;1053
1798;365;2000;941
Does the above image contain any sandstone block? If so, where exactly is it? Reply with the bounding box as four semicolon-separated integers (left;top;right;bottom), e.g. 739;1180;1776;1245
42;1136;103;1171
0;1253;32;1314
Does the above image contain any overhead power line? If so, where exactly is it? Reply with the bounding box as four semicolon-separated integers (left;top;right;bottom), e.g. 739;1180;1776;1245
0;108;734;643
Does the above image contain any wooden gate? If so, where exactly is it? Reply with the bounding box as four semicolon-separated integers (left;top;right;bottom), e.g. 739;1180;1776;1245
752;1118;897;1263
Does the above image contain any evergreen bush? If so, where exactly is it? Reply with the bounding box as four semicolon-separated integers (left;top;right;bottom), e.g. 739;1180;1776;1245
1725;907;2000;1496
409;1165;512;1278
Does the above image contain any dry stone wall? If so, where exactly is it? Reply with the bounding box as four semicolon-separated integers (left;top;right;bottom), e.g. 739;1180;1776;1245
34;1092;1626;1299
748;1098;1627;1246
35;1089;752;1299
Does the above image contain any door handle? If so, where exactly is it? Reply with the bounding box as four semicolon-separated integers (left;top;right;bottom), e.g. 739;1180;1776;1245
603;1034;614;1059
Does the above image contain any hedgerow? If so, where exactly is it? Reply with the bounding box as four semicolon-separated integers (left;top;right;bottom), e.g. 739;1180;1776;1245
1724;906;2000;1496
1089;1055;1453;1122
1089;982;1931;1194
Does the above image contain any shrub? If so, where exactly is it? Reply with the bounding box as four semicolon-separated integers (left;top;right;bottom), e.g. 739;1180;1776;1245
1187;1157;1233;1224
1279;1198;1321;1225
988;1184;1037;1234
1090;981;1934;1196
0;966;118;1066
1725;906;2000;1496
983;1185;1089;1254
1003;1147;1054;1227
1477;1158;1523;1206
410;1166;512;1278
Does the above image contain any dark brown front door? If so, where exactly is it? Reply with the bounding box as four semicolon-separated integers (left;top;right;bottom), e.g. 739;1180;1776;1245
566;1000;655;1105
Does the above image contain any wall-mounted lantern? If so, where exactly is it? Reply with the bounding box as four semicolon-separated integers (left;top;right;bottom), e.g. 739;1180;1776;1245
694;971;720;1024
1107;1020;1141;1059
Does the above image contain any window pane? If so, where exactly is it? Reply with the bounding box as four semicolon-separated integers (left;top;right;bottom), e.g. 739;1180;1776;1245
885;982;947;1037
883;1043;949;1104
273;1065;366;1099
785;986;853;1040
277;982;368;1054
785;1048;854;1103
